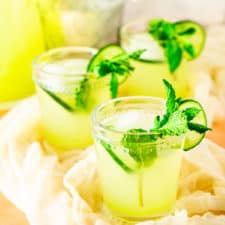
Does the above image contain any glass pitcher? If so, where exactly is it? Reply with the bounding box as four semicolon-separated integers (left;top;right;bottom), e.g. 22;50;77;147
0;0;124;110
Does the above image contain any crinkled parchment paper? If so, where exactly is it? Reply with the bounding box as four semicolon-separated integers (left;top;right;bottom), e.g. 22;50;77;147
189;25;225;125
0;96;225;225
0;25;225;225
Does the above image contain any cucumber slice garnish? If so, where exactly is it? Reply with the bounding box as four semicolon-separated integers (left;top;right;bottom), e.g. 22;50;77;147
178;99;207;151
175;20;206;60
41;87;74;112
100;140;137;173
87;44;125;72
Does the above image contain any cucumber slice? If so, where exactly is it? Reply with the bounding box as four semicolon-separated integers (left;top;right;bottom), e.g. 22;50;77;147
87;44;125;72
175;20;206;60
178;99;207;151
100;140;137;173
41;87;74;112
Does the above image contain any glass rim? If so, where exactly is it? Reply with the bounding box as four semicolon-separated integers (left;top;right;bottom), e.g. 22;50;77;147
32;46;97;79
121;18;149;34
120;19;165;64
92;96;166;136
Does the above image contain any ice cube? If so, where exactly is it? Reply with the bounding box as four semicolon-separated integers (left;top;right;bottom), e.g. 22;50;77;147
43;64;67;75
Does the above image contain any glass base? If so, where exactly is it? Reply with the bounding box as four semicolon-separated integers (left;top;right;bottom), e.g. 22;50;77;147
101;204;175;224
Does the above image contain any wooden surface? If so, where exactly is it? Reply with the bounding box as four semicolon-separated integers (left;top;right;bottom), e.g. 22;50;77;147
0;110;7;117
0;111;29;225
207;120;225;149
0;194;28;225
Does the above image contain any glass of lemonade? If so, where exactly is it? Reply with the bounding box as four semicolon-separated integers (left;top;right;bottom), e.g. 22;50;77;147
33;47;111;153
0;1;46;110
92;96;184;220
120;19;190;98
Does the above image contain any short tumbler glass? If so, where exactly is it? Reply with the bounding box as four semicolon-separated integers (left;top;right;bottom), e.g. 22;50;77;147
33;47;111;153
120;19;190;98
92;96;184;221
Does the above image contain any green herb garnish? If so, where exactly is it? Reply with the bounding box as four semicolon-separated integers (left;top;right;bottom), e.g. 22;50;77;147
156;80;211;135
75;77;90;109
148;19;205;73
91;49;145;98
121;79;211;165
121;128;158;167
41;47;144;111
100;140;135;173
41;87;74;112
74;49;145;109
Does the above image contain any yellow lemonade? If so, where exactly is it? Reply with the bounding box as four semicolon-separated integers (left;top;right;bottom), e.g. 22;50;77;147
36;86;92;151
0;1;45;106
92;97;184;220
96;142;182;218
33;48;110;153
120;28;190;98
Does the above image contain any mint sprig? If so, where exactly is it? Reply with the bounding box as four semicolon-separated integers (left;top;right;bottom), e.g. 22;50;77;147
121;79;211;165
41;49;144;111
121;129;158;167
74;49;145;109
75;49;145;107
92;49;145;98
148;19;198;73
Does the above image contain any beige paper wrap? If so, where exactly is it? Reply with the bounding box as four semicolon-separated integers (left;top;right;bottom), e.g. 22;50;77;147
0;97;225;225
0;25;225;225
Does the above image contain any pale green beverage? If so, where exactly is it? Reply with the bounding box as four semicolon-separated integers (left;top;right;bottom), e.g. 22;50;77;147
92;97;184;220
33;47;110;153
120;21;190;98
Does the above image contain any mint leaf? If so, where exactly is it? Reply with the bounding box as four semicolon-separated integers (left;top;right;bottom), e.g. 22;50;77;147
148;19;202;73
188;122;212;133
163;79;176;113
178;27;196;35
129;49;146;60
149;19;175;41
121;129;158;166
75;77;90;109
110;73;119;98
183;107;200;121
154;115;161;129
183;43;195;58
121;129;158;146
176;97;183;105
161;21;176;39
158;111;188;136
95;61;113;78
93;49;144;98
165;39;182;73
155;114;170;128
148;19;182;73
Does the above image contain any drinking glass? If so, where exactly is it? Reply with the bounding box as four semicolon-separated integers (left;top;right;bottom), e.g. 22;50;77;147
0;0;124;111
0;1;46;110
33;47;111;153
120;19;190;98
92;96;184;221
